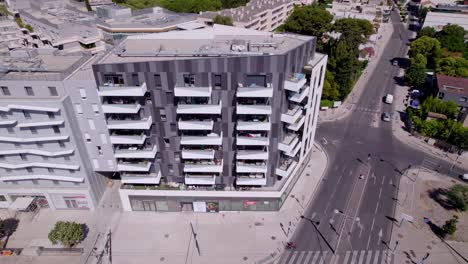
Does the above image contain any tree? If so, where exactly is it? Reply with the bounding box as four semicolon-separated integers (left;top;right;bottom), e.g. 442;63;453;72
406;63;426;87
0;4;9;17
25;24;33;33
322;70;340;101
48;221;83;247
333;18;374;53
438;57;468;78
418;27;436;38
411;53;427;67
419;7;430;22
213;15;233;26
220;0;249;8
442;215;459;236
437;24;467;52
409;36;441;69
420;96;458;119
447;184;468;211
329;40;360;98
280;5;333;39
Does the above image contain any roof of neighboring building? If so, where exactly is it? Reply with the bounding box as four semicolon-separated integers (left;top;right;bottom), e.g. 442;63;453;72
436;74;468;96
422;12;468;31
99;24;314;64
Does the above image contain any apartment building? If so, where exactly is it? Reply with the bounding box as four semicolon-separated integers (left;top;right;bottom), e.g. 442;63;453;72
92;25;327;212
0;49;108;210
198;0;312;31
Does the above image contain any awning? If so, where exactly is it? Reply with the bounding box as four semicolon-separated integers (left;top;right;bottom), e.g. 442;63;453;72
9;197;35;210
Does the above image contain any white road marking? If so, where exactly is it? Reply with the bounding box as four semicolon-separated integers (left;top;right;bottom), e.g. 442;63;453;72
378;187;382;199
311;212;316;219
373;251;380;264
278;250;292;264
380;250;388;264
303;251;314;263
295;251;306;264
318;252;328;264
365;251;373;264
358;250;366;264
287;251;298;264
366;218;376;249
342;251;351;264
310;251;320;264
374;202;380;214
330;254;340;264
350;251;359;264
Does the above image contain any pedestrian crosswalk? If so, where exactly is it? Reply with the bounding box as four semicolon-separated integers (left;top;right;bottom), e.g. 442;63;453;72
270;250;393;264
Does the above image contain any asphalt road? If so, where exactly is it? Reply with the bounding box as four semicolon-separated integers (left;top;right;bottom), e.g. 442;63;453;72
281;10;466;264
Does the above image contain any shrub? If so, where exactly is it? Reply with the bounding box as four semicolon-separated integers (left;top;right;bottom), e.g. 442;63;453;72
48;221;83;247
442;215;459;236
447;184;468;211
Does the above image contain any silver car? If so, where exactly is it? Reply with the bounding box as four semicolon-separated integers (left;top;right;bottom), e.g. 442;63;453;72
382;112;391;122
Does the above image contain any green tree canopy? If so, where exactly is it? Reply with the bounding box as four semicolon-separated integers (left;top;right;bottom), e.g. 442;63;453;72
406;63;426;87
409;36;441;69
322;69;340;101
437;24;467;52
280;5;333;38
333;18;374;48
212;15;233;26
438;57;468;78
418;27;436;38
25;24;33;33
0;4;9;17
421;96;458;119
442;215;459;236
329;40;360;98
411;53;428;67
447;184;468;211
48;221;83;247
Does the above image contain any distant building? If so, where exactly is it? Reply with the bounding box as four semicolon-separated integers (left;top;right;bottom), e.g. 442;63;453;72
198;0;311;32
422;12;468;32
436;74;468;125
95;5;200;43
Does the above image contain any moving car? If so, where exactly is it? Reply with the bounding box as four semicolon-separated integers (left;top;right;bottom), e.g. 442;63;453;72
393;59;398;66
385;94;394;104
382;112;391;122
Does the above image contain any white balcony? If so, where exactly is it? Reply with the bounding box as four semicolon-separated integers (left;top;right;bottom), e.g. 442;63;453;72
236;176;267;186
17;120;64;128
0;162;79;170
107;116;152;130
281;105;303;124
236;162;267;173
276;160;298;178
278;134;300;153
114;146;157;159
284;73;307;92
180;133;222;146
117;161;151;172
121;171;162;185
0;120;16;126
236;104;272;115
177;101;222;115
183;161;223;173
236;150;269;160
289;86;310;103
182;149;215;159
285;143;302;158
0;149;74;157
110;134;146;145
0;135;69;143
178;120;214;130
237;136;269;146
237;120;271;131
102;104;141;114
287;115;305;131
184;175;216;185
175;86;212;97
237;86;273;98
98;82;147;97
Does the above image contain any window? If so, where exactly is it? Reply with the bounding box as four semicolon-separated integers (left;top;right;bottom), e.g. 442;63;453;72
168;164;174;173
170;123;177;132
37;143;43;148
70;169;75;174
48;168;54;173
79;88;87;99
43;156;48;161
47;112;55;119
104;74;124;85
97;146;103;155
75;104;83;114
0;155;4;160
164;138;170;147
85;133;91;142
25;86;34;96
88;119;95;130
246;75;267;87
183;74;195;86
100;133;108;144
30;127;37;134
20;154;27;161
174;152;181;161
214;74;222;88
1;86;10;96
92;104;99;114
132;73;139;86
154;74;162;88
48;86;58;96
23;111;31;119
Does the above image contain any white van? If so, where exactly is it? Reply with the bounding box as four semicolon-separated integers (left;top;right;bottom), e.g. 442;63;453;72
385;94;394;104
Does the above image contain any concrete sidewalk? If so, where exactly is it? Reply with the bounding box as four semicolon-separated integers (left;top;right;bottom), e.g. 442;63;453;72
0;144;328;264
318;22;394;123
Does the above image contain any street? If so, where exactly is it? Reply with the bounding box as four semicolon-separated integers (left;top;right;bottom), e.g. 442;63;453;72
279;10;464;264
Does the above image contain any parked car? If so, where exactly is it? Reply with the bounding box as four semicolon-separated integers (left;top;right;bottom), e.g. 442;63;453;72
382;112;391;122
385;94;394;104
461;174;468;182
393;59;398;66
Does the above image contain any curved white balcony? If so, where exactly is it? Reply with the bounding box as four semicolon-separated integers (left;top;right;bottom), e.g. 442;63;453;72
285;143;301;158
236;162;267;173
117;161;151;172
236;136;269;146
180;133;222;146
183;161;223;173
278;134;299;153
17;120;64;128
175;86;212;97
236;104;272;115
107;116;152;130
114;146;157;159
185;175;216;185
110;134;146;145
178;120;214;130
237;120;271;131
284;73;307;92
281;105;303;124
0;149;74;157
236;150;269;160
98;82;147;97
0;104;60;113
237;86;273;98
121;170;161;185
102;104;141;114
0;120;17;126
276;160;298;178
289;86;310;103
176;101;222;115
236;176;267;186
287;115;305;131
0;135;69;143
0;162;79;170
182;149;215;159
0;175;84;183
